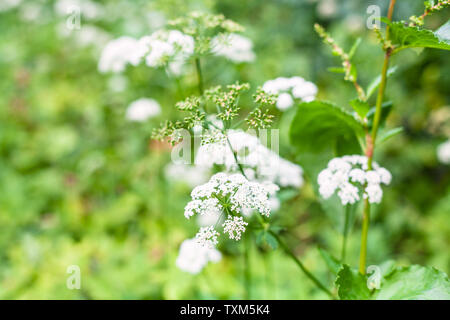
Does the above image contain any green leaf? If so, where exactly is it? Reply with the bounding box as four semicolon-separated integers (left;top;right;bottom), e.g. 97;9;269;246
366;101;393;129
335;265;372;300
289;101;364;155
348;37;362;59
389;21;450;53
376;127;403;144
374;265;450;300
256;231;278;250
366;66;397;99
350;98;370;119
264;232;278;250
318;248;341;275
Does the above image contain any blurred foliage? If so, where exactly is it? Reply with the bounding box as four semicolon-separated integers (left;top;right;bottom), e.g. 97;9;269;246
0;0;449;299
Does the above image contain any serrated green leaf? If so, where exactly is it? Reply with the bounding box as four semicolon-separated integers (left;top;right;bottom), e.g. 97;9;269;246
374;265;450;300
335;265;372;300
318;248;342;275
366;66;397;99
289;101;364;155
350;98;370;119
388;21;450;53
376;127;403;144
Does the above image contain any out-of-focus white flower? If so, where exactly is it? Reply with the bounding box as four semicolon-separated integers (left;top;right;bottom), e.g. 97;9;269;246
318;155;391;205
137;30;194;72
195;129;304;189
54;0;104;20
58;24;111;51
437;140;450;164
176;238;221;274
186;172;278;247
276;92;294;110
98;36;144;73
211;33;256;63
125;98;161;122
165;163;210;187
317;0;337;18
262;76;317;111
0;0;22;12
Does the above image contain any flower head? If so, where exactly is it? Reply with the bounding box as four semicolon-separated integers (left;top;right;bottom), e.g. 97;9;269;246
317;155;391;205
262;76;317;110
185;172;277;247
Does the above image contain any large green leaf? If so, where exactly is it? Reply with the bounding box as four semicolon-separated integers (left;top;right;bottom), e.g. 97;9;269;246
389;21;450;53
335;263;450;300
289;101;364;155
374;265;450;300
335;265;372;300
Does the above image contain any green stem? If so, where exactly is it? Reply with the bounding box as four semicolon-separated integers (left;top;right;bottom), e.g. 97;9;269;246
341;205;351;263
194;58;204;95
359;0;396;275
269;231;335;299
244;234;252;299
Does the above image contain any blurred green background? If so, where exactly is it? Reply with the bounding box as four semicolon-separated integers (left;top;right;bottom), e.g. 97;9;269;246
0;0;449;299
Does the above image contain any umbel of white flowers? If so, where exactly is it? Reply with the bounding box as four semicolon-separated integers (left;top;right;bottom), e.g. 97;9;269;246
184;172;278;248
98;30;255;75
262;76;318;111
176;238;222;274
318;155;392;205
195;128;304;189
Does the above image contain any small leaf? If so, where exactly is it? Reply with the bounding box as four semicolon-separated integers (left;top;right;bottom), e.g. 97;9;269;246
335;265;372;300
348;37;362;59
289;101;364;155
366;66;397;99
376;127;403;144
318;248;341;275
264;232;278;250
350;98;370;119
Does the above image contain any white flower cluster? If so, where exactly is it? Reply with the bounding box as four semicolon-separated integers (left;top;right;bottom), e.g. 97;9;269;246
126;98;161;122
211;33;256;63
98;36;144;73
262;76;318;110
176;238;221;274
98;30;193;75
195;129;304;189
318;155;392;205
185;172;278;247
138;30;194;74
437;139;450;164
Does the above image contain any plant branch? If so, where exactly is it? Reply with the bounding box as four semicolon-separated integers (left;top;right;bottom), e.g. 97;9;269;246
359;0;396;275
269;231;335;299
195;57;204;95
